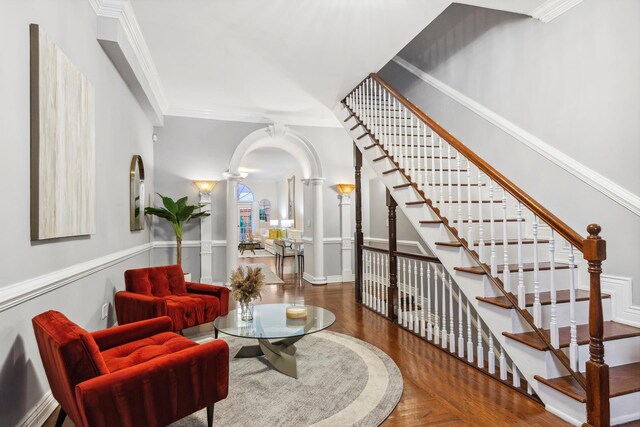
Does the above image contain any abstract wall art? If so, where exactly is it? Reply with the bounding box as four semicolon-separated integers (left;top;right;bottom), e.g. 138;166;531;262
30;24;95;240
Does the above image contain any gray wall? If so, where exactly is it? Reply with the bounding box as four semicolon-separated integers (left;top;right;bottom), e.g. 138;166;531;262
0;0;155;424
152;116;356;280
380;1;640;303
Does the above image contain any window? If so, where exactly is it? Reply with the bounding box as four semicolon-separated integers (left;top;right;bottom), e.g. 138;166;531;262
259;199;271;222
237;183;254;202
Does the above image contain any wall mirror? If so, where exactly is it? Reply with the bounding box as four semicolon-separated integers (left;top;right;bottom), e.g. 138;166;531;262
287;175;295;226
130;155;145;231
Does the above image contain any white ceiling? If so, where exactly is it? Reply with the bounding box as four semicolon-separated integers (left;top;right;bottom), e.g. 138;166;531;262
129;0;453;126
239;148;300;181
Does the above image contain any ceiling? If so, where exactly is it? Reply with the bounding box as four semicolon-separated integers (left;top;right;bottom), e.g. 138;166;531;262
239;148;300;181
129;0;453;126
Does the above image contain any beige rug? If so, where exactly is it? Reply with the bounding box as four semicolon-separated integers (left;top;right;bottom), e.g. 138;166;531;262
241;263;283;285
171;331;403;426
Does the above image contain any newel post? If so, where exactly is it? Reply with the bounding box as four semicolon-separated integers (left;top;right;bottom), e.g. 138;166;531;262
583;224;609;427
354;143;363;304
387;189;398;321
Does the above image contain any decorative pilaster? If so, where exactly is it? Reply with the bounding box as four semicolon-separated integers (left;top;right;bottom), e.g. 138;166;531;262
310;177;326;284
199;190;213;284
225;173;242;283
387;189;397;321
354;144;363;303
339;193;353;282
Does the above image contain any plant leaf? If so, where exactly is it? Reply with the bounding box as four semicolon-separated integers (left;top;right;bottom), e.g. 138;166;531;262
160;194;179;214
144;207;176;222
176;196;188;209
176;205;196;222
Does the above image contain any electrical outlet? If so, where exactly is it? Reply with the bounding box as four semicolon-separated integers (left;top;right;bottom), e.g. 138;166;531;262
101;303;109;320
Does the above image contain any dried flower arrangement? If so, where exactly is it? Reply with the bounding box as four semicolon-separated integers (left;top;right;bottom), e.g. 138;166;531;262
230;266;265;303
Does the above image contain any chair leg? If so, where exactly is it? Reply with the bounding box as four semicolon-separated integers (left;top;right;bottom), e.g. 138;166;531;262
206;404;214;427
214;328;219;339
55;408;67;427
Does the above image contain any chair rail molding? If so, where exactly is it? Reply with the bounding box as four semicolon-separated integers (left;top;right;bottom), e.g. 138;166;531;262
530;0;584;22
88;0;168;125
0;243;151;313
392;56;640;217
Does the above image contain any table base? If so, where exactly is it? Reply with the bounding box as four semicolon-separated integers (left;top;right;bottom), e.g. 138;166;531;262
234;336;302;379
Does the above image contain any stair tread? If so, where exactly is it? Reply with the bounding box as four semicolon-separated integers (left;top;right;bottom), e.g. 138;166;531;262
455;261;570;275
503;321;640;351
436;239;550;247
535;362;640;402
477;289;606;309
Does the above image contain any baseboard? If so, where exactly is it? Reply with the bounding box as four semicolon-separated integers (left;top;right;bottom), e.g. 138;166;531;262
0;243;151;313
600;275;640;327
326;274;354;284
19;391;57;427
303;272;327;285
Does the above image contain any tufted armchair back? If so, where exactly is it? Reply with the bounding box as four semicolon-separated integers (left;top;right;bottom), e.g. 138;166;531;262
124;264;187;297
32;311;108;425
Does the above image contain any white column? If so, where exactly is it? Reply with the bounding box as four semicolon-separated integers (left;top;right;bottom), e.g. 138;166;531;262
251;200;260;235
199;190;213;284
339;193;353;282
310;177;326;284
225;173;241;284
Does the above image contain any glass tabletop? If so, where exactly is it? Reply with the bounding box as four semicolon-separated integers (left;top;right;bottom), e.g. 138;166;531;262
214;303;336;340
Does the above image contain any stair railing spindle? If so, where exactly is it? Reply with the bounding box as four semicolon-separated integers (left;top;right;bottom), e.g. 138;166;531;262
517;202;525;308
420;261;425;337
423;124;429;196
549;230;559;347
569;245;579;371
466;160;474;250
456;152;464;239
513;363;521;388
488;334;496;374
477;315;484;368
414;260;420;333
448;275;455;353
502;193;511;292
532;216;542;326
441;269;448;349
410;115;415;179
499;344;507;380
489;180;497;276
458;288;465;358
466;299;474;363
477;170;485;260
427;263;433;341
434;266;439;345
447;143;453;220
430;130;436;205
407;259;413;331
439;137;445;210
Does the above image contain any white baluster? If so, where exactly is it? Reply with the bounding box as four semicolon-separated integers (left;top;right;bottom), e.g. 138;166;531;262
489;180;497;276
477;316;484;368
403;107;408;171
410;115;415;179
466;300;474;363
477;170;485;260
466;160;473;250
420;262;425;337
407;260;413;331
458;289;464;358
488;335;496;374
373;82;379;137
439;137;445;209
441;269;448;349
456;153;463;239
569;246;579;371
449;275;455;353
415;121;421;188
423;124;429;195
364;251;369;307
447;143;453;220
527;384;533;395
434;266;439;345
499;345;507;380
502;193;511;292
549;230;558;347
512;363;521;388
430;130;436;202
427;263;433;341
375;252;380;312
532;216;541;326
400;258;406;326
516;202;525;308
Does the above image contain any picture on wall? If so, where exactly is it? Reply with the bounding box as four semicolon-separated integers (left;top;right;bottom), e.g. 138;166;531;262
287;175;295;226
30;24;96;240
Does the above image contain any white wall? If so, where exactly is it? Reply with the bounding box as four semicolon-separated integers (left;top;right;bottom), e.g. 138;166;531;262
380;1;640;304
0;0;155;424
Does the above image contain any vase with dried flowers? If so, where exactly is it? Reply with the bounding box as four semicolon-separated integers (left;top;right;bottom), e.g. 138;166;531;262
230;266;265;321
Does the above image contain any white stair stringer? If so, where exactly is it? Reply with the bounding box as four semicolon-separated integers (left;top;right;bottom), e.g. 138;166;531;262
334;104;638;426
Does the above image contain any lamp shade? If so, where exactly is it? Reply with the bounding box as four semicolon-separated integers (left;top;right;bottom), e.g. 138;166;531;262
281;219;294;228
270;220;280;227
336;183;355;195
194;180;217;192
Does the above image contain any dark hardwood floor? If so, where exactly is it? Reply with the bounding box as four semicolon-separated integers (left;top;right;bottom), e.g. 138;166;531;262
44;255;572;426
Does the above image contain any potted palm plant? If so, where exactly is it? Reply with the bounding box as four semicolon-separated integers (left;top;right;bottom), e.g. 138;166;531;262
145;193;210;266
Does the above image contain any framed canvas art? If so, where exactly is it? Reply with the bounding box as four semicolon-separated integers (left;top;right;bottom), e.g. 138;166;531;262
30;24;95;240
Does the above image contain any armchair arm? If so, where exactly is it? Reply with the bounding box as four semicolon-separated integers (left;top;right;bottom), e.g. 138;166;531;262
114;291;167;326
91;316;173;351
75;340;229;427
186;282;230;316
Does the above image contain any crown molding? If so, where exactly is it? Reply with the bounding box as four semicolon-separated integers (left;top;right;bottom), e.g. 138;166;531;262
530;0;584;22
89;0;168;125
166;106;342;128
393;56;640;217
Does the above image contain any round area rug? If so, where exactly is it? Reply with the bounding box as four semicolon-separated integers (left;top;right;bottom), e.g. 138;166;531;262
171;331;403;427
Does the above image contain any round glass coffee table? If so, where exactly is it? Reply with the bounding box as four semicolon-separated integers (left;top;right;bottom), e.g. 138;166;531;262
214;303;335;379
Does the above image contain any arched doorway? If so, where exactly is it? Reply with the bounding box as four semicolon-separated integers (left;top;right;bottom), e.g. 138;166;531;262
224;124;326;284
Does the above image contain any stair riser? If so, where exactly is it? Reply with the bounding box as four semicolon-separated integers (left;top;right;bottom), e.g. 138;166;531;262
534;384;586;425
570;336;640;371
537;299;612;328
611;393;640;425
500;336;567;380
477;301;531;334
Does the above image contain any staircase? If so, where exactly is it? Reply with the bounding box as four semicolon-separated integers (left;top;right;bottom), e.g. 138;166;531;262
335;74;640;426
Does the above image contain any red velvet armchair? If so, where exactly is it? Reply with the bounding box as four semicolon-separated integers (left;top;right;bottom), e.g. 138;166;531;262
115;265;229;333
32;310;228;427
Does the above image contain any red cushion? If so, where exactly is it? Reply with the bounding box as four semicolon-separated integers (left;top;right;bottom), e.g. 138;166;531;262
165;294;220;330
101;332;197;373
124;265;187;297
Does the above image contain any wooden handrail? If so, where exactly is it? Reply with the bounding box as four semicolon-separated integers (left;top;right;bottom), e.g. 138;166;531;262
368;74;584;251
395;251;441;264
361;245;390;254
